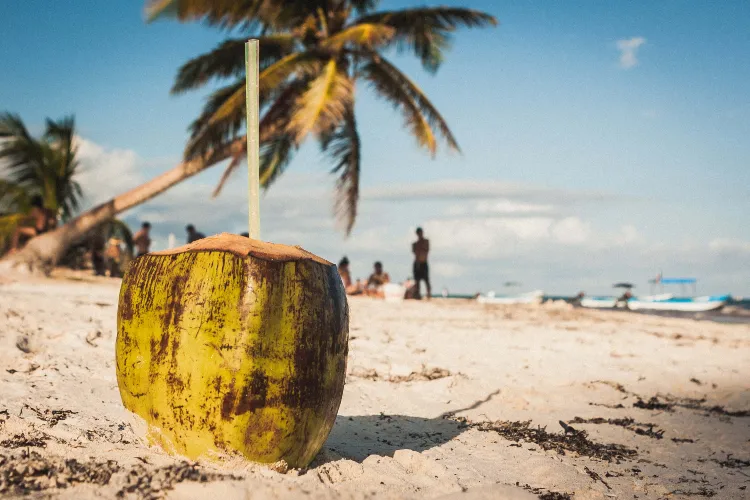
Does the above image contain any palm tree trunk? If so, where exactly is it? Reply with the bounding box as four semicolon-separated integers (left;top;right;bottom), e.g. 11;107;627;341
0;139;245;274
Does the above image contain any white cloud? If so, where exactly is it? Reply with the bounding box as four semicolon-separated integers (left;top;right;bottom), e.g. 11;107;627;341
431;261;466;278
709;238;750;255
75;137;144;206
617;37;646;69
364;179;622;204
551;217;591;245
474;199;555;215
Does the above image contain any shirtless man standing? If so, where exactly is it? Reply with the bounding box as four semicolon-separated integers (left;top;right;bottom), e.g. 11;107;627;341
133;222;151;257
412;227;431;299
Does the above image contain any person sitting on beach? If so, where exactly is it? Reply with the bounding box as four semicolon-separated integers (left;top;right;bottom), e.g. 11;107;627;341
337;257;363;295
186;224;206;244
132;222;152;257
403;277;417;299
8;196;54;253
366;261;390;297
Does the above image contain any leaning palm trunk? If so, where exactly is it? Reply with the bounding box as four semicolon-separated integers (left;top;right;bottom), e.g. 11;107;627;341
0;139;244;274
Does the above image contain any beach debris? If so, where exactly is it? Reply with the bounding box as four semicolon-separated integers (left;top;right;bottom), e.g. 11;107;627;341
5;362;39;375
22;405;75;427
672;437;695;443
348;365;456;383
584;466;611;490
389;365;453;383
690;377;703;385
668;486;717;497
451;417;637;462
85;330;103;346
0;433;49;449
0;450;120;495
116;234;348;468
634;394;750;417
712;455;750;469
116;461;242;498
347;367;380;380
558;420;578;435
569;416;665;440
15;336;32;354
516;482;573;499
634;396;673;411
591;381;750;417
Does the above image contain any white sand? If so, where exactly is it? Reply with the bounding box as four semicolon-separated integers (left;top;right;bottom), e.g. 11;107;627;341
1;274;748;499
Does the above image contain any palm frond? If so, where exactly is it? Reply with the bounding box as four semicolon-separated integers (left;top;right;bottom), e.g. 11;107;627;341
210;81;305;195
0;212;26;253
321;106;360;235
349;0;380;15
356;7;497;72
361;55;459;155
287;59;353;142
171;35;297;94
184;52;319;160
145;0;319;31
0;179;29;213
259;133;296;187
0;112;32;139
322;23;395;51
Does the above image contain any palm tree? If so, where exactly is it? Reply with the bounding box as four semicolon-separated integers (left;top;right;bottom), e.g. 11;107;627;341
0;114;83;253
1;1;496;273
149;0;497;232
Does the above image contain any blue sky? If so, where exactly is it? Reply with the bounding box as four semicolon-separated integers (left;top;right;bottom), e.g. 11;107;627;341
1;1;748;295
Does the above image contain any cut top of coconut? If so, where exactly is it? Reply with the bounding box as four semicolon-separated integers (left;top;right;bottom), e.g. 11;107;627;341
150;233;332;265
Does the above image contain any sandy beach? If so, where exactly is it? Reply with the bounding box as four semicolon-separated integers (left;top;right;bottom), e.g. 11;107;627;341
1;274;748;499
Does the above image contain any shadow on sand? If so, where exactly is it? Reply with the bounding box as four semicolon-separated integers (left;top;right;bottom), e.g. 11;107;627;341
319;390;500;463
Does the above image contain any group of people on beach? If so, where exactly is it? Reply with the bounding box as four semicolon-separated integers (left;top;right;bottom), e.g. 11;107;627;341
337;227;432;300
92;222;206;277
8;206;433;297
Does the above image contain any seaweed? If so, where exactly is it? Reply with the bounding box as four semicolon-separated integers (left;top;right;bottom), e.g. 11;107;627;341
451;417;637;462
569;416;664;440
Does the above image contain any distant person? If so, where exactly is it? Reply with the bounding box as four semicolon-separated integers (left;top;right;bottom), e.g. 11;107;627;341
105;237;123;278
9;196;53;253
186;224;205;244
132;222;152;257
90;228;107;276
338;257;362;295
240;232;249;238
571;291;585;307
412;227;431;299
616;290;632;309
366;261;390;296
403;277;417;299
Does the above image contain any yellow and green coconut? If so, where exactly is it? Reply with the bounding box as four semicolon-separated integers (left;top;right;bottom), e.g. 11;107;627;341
115;233;348;468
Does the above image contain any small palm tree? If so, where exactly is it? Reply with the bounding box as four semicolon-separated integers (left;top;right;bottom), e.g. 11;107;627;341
147;0;497;232
0;113;83;251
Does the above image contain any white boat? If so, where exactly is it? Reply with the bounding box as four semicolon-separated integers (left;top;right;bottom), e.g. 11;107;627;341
628;295;729;312
580;297;619;309
477;290;544;305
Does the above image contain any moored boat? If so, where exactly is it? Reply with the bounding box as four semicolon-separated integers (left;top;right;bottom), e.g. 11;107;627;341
628;295;729;312
580;297;619;309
